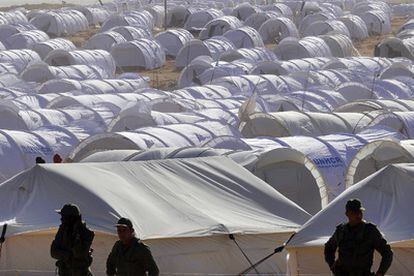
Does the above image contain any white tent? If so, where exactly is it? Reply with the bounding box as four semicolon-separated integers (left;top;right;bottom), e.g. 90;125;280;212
74;6;111;26
0;23;36;44
375;37;414;60
100;10;154;32
0;157;311;275
0;10;28;25
302;20;350;37
111;38;165;69
231;2;260;21
357;9;391;35
110;25;152;41
184;8;223;31
320;34;355;57
339;14;369;40
31;38;76;59
259;17;298;44
287;163;414;276
5;30;49;50
223;26;264;49
144;5;165;28
0;49;41;73
30;10;89;36
274;37;332;61
84;31;127;52
44;49;116;77
244;11;280;31
175;37;235;68
166;5;194;28
199;16;243;40
335;99;414;113
154;29;193;57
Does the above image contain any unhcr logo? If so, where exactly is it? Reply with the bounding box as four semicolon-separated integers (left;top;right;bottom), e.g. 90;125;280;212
313;156;343;168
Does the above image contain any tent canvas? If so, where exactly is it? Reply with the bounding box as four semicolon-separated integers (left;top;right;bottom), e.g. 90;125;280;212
0;157;310;275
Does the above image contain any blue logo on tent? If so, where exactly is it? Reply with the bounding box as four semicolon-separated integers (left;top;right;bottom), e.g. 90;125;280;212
313;156;343;168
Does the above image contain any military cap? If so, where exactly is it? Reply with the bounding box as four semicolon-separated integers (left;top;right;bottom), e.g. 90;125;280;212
115;217;133;229
346;199;365;212
55;204;81;216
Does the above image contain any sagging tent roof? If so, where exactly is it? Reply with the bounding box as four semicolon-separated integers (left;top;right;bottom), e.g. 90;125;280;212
110;25;152;41
154;29;193;57
38;78;148;94
144;5;165;28
0;23;36;44
212;74;303;96
223;26;264;49
100;10;154;32
184;8;223;31
339;14;369;40
239;111;376;138
357;9;391;35
0;157;310;275
69;121;242;162
31;38;76;59
335;99;414;113
231;2;260;21
5;30;49;50
0;126;80;182
74;6;111;26
44;49;116;77
375;37;414;60
345;139;414;188
84;31;127;52
274;36;332;61
0;50;41;73
21;63;111;83
199;16;243;40
111;38;165;69
320;34;355;57
30;10;89;36
244;11;280;31
287;163;414;276
175;36;235;68
259;16;298;44
367;111;414;138
303;20;350;37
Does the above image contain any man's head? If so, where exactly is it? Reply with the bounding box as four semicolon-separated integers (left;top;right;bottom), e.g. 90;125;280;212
56;204;81;226
345;199;364;225
115;217;134;243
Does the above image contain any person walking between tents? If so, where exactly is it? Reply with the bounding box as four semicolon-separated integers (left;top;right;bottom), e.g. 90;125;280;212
51;204;95;276
324;199;393;276
106;218;159;276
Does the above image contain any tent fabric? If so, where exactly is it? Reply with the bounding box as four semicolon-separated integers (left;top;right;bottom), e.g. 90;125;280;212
231;3;260;21
274;36;332;61
74;6;111;26
0;157;310;275
110;25;152;41
5;30;49;50
100;10;154;32
31;38;76;59
302;20;350;37
154;29;194;57
244;11;280;31
223;26;264;49
45;49;116;77
30;10;89;36
144;5;165;28
259;16;299;44
339;14;369;40
184;8;223;31
0;49;41;73
199;16;243;40
287;163;414;276
0;23;36;44
111;38;166;69
84;31;127;52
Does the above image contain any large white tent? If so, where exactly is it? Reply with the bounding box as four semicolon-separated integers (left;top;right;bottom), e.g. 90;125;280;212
0;157;310;275
30;10;89;36
287;163;414;276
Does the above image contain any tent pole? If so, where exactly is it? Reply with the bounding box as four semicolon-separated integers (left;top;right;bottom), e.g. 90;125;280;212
164;0;167;30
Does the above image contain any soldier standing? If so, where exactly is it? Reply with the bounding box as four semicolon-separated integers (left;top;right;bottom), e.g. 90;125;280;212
51;204;95;276
324;199;393;276
106;217;159;276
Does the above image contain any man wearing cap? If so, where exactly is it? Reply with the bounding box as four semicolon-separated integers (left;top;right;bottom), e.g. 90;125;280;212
324;199;393;276
106;217;159;276
51;204;95;276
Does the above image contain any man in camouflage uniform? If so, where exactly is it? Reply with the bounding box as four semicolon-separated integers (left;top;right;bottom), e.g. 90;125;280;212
106;217;159;276
324;199;393;276
51;204;95;276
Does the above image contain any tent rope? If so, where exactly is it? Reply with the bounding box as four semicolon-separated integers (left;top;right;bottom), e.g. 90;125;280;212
228;234;261;276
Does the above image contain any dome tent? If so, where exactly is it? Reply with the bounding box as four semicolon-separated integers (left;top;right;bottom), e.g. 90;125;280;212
287;163;414;276
144;5;165;28
184;8;223;31
100;10;154;32
302;20;350;37
223;26;264;49
231;2;260;21
0;23;36;44
30;10;89;36
0;157;310;275
31;38;76;59
199;16;243;40
74;6;111;26
0;49;41;73
110;26;152;41
154;29;193;57
111;39;166;69
244;11;280;31
320;34;355;57
339;14;369;40
84;31;127;52
44;49;116;77
166;5;193;28
5;30;49;50
357;9;391;35
375;37;414;60
175;37;235;69
274;37;332;60
259;17;298;44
